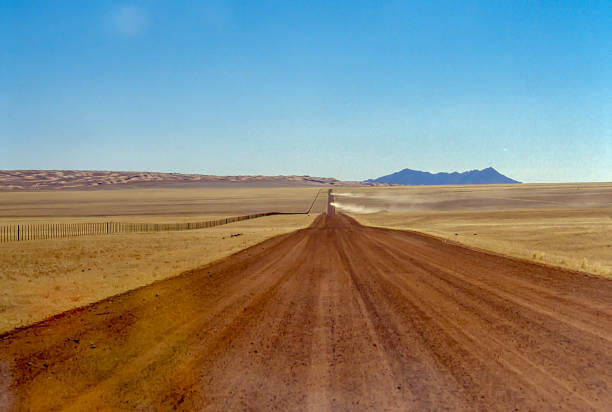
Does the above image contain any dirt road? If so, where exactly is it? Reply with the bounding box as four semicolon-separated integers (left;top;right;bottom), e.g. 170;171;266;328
1;213;611;411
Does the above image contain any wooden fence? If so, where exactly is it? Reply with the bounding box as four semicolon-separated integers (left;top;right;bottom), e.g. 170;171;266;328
0;213;276;243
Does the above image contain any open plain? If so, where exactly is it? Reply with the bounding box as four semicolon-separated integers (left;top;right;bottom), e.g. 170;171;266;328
0;214;318;333
1;184;611;410
0;187;326;333
1;210;611;410
333;183;612;276
6;1;610;410
0;187;329;222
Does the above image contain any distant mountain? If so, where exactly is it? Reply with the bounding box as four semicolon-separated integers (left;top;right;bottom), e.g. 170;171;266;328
366;167;520;185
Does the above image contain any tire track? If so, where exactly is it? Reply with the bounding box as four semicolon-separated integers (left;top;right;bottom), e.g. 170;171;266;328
1;213;611;411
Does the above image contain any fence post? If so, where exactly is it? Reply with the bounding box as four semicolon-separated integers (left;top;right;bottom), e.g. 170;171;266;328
0;213;274;242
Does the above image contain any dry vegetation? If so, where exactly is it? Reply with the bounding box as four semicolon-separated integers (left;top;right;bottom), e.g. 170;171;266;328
0;187;327;221
335;183;612;277
354;209;612;277
333;182;612;212
3;182;611;334
0;187;327;333
0;214;317;333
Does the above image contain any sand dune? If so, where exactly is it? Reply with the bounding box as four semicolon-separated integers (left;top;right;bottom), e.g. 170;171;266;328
0;170;384;191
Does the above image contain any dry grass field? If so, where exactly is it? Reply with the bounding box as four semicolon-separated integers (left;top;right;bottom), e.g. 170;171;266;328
332;182;612;212
2;183;610;335
0;187;326;222
0;214;317;333
0;187;325;333
334;183;612;277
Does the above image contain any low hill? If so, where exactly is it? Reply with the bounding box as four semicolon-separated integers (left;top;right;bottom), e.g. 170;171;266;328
0;170;386;191
366;167;520;185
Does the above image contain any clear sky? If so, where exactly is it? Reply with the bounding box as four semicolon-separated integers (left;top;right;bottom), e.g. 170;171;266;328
2;1;611;182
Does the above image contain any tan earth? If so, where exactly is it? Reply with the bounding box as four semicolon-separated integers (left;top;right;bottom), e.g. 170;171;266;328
0;187;329;220
0;187;328;333
333;184;612;276
1;209;611;411
351;208;612;276
0;214;319;333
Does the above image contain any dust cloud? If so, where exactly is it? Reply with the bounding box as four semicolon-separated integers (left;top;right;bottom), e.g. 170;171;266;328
330;202;386;214
331;192;415;214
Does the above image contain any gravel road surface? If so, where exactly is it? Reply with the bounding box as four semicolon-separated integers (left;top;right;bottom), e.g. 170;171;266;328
1;212;611;411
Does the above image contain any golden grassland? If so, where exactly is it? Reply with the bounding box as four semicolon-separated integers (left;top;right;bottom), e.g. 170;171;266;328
0;187;327;333
334;183;612;278
332;182;612;212
353;208;612;277
0;187;327;221
0;213;318;333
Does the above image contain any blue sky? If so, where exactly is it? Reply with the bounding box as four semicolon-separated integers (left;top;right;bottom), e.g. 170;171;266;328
1;1;611;182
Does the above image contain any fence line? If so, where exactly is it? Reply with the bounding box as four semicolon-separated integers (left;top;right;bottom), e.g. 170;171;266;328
0;212;277;243
305;189;322;214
